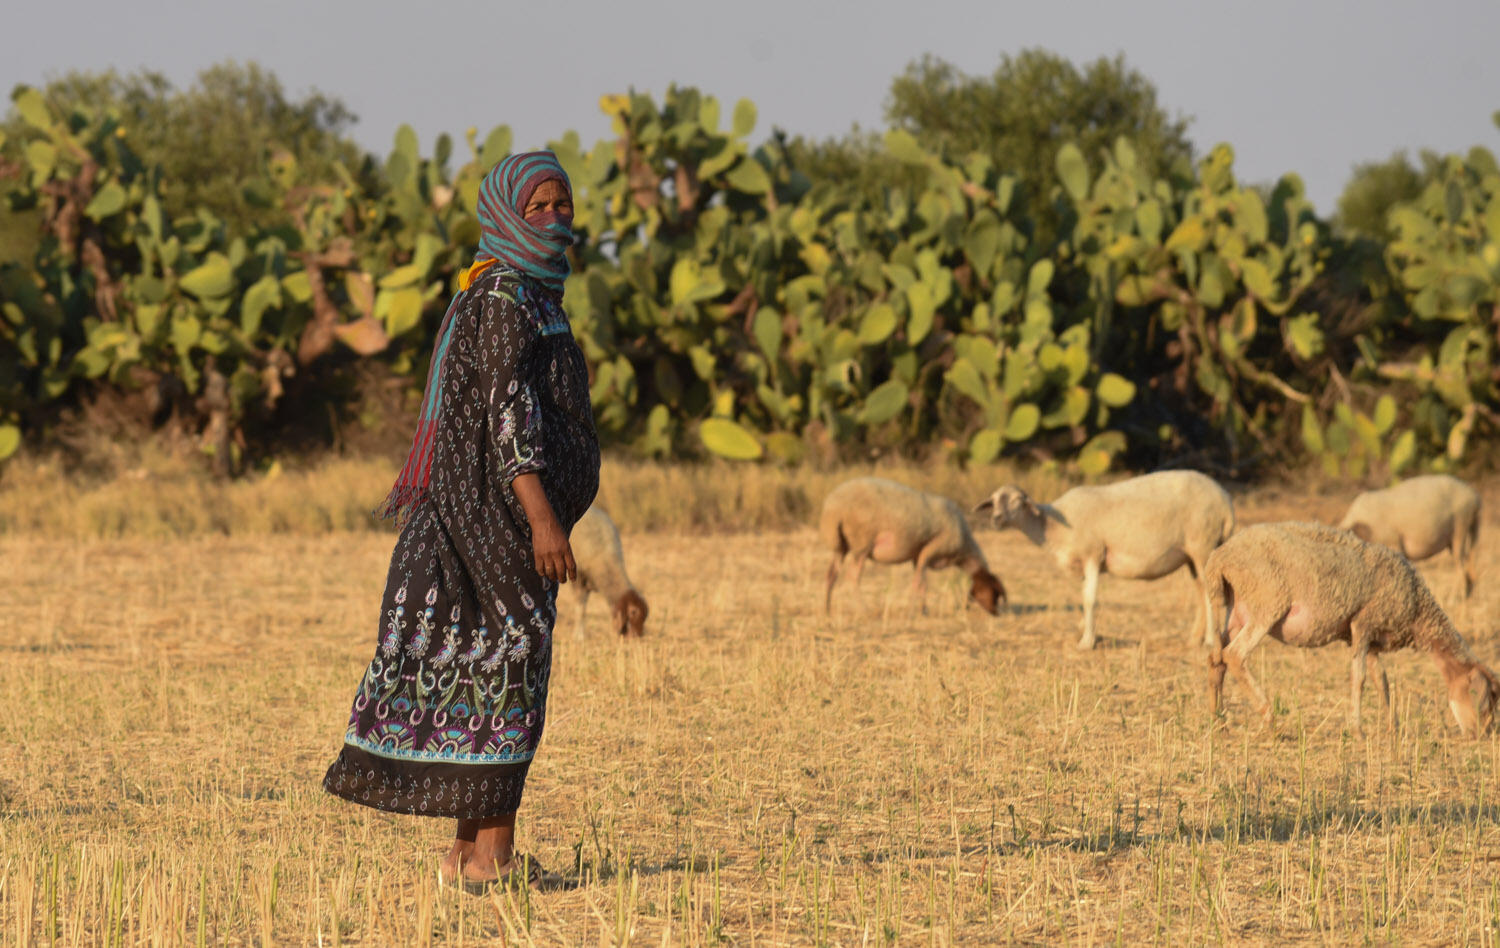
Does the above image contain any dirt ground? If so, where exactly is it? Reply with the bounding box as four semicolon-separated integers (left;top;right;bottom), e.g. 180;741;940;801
5;488;1500;943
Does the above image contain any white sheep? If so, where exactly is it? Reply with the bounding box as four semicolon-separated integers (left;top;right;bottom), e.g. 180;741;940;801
1338;474;1481;599
571;506;649;637
975;470;1234;650
820;477;1006;615
1206;521;1499;737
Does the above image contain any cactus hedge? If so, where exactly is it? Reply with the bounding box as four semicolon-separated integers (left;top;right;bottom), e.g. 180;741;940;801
3;84;1499;478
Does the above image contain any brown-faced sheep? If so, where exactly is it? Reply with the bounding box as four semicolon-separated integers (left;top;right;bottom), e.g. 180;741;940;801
975;470;1234;649
1206;521;1500;737
820;477;1006;616
572;506;649;637
1338;474;1481;599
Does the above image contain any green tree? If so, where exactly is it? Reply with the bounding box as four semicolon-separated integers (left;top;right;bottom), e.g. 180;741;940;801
6;62;372;234
779;126;926;204
787;50;1194;244
885;50;1193;217
1334;151;1434;242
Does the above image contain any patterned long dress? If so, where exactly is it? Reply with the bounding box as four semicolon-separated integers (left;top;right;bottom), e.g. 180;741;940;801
324;266;599;818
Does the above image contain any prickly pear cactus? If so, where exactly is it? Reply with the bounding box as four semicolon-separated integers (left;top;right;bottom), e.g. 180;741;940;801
2;82;1496;478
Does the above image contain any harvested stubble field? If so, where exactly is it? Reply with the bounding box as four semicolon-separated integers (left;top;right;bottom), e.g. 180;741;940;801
6;463;1500;945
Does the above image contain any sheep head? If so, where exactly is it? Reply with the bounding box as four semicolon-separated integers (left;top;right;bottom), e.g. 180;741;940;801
969;569;1007;616
1464;663;1500;736
612;589;650;637
973;485;1040;529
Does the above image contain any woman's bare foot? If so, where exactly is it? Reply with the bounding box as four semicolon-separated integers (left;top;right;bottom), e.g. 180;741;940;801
459;843;516;883
440;839;473;879
449;813;517;883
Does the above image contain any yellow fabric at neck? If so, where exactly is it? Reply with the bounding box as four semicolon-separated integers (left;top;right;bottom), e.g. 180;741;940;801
459;258;498;291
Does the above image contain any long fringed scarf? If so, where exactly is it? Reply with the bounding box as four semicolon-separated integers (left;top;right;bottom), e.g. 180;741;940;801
377;151;574;523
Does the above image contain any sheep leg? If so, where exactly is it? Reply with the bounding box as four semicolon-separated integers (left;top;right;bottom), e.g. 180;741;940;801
824;555;842;614
1454;524;1476;600
1198;575;1218;648
575;588;590;639
1366;651;1392;730
1208;649;1228;715
1184;560;1203;647
1185;556;1215;648
913;544;939;615
1347;640;1370;737
1078;559;1101;650
849;552;868;589
1207;578;1231;714
1223;622;1276;725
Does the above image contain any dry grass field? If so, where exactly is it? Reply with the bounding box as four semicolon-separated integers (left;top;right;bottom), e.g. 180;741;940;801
6;462;1500;944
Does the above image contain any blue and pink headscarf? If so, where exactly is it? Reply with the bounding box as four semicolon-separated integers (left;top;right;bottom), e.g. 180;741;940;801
377;151;574;522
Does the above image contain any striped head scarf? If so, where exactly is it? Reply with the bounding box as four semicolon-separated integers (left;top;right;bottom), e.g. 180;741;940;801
377;151;574;522
476;150;574;291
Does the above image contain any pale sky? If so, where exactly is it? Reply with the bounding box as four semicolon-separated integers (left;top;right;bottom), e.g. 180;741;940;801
10;0;1500;214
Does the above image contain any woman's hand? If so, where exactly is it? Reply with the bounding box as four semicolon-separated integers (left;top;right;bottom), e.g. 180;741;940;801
528;510;576;583
511;472;576;583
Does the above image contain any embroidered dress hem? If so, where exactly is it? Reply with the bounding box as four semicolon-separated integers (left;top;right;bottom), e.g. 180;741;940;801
324;744;530;818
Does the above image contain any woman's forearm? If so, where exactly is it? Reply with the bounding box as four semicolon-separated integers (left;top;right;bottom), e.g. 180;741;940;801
511;472;576;582
510;472;556;529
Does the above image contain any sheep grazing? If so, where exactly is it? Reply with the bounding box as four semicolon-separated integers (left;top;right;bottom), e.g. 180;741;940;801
571;506;649;637
1338;474;1481;599
975;470;1234;650
820;477;1006;615
1206;521;1500;737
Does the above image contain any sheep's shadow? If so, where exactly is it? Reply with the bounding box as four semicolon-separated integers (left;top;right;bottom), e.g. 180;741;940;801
0;641;98;653
1003;602;1081;617
521;800;1498;887
1013;800;1500;856
850;799;1500;864
1074;636;1143;651
559;853;732;886
994;608;1144;650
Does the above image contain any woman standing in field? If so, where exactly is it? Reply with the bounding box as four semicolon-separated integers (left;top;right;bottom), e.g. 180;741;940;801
323;152;598;890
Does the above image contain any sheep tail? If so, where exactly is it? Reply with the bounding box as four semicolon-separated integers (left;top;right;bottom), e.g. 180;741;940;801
1204;562;1232;655
819;510;850;614
1467;507;1481;571
820;510;849;556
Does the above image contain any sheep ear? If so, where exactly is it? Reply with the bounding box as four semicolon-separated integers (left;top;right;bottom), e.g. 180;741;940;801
973;497;996;515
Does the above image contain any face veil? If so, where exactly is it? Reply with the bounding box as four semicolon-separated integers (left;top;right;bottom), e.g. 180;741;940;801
474;151;574;292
